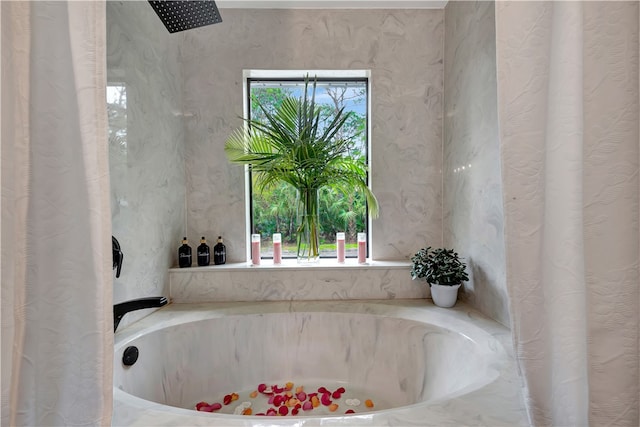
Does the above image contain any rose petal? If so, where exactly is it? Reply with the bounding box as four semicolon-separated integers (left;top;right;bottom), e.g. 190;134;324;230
297;391;307;401
302;401;313;411
278;405;289;416
273;395;283;407
365;399;374;408
328;403;339;412
345;409;355;414
195;401;209;411
321;393;332;406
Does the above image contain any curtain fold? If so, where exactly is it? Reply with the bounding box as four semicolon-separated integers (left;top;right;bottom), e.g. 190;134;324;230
496;2;639;426
1;1;112;425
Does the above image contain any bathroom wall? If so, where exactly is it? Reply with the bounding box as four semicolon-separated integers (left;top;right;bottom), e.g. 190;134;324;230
107;2;185;327
443;1;510;326
181;9;444;261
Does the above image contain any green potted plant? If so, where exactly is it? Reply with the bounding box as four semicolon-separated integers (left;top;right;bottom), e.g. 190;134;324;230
410;247;469;307
225;79;379;263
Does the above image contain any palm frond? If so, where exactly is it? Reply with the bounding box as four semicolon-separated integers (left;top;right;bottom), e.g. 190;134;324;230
225;77;379;218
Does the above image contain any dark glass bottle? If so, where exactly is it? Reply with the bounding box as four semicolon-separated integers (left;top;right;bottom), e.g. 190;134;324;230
213;236;226;265
178;237;192;268
197;236;210;266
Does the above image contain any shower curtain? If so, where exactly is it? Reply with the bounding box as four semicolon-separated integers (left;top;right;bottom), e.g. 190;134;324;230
1;1;113;425
495;2;639;426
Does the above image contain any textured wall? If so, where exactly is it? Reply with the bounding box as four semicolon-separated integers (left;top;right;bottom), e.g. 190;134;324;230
182;9;444;262
169;263;426;302
107;2;185;327
443;2;509;326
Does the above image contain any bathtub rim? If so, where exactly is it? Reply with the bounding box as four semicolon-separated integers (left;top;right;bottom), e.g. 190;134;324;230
114;299;505;348
113;299;526;426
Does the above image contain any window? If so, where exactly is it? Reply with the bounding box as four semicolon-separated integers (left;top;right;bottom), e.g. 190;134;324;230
245;72;371;259
107;84;128;155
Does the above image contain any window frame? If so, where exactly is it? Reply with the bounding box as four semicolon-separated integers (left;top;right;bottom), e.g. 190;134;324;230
242;70;373;261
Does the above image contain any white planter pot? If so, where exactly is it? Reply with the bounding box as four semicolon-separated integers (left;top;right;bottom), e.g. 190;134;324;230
430;283;461;308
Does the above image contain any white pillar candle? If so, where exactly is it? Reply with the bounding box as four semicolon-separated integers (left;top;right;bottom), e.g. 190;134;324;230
336;232;345;263
273;233;282;265
357;233;367;264
251;234;261;266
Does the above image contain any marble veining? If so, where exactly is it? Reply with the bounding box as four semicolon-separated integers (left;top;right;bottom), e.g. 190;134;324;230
107;1;186;328
113;300;527;426
182;9;444;262
443;1;509;326
169;261;429;302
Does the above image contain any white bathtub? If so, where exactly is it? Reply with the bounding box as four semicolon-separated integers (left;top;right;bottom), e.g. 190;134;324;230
113;300;527;426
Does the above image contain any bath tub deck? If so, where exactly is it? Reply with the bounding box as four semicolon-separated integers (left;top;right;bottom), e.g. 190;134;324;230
113;299;528;426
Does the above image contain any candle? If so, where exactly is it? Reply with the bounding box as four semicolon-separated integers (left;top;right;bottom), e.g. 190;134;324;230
357;233;367;264
251;234;261;266
273;233;282;265
336;232;345;263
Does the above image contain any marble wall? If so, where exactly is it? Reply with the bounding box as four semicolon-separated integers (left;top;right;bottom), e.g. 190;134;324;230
169;262;426;303
105;4;511;325
181;9;444;262
107;2;185;327
443;1;510;326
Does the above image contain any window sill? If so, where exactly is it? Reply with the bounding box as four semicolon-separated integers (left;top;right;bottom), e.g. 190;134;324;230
169;259;410;272
168;259;427;303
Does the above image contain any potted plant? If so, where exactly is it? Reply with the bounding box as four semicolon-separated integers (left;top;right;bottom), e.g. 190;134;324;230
225;79;379;263
410;247;469;307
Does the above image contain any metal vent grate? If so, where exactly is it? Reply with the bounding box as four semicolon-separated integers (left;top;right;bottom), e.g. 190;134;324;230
148;1;222;34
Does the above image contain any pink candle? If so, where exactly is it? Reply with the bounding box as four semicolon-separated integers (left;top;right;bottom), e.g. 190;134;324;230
357;233;367;264
251;234;261;266
336;232;345;263
273;233;282;265
273;242;282;264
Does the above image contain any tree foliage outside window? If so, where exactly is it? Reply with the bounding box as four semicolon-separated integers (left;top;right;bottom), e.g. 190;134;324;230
248;78;369;258
107;84;127;155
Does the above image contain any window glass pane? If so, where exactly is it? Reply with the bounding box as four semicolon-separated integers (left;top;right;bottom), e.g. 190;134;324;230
248;78;368;259
107;84;128;155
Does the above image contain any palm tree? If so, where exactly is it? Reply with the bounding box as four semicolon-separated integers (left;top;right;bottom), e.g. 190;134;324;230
225;79;379;262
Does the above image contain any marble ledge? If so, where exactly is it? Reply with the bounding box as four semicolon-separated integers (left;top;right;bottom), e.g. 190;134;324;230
170;259;412;272
168;260;430;303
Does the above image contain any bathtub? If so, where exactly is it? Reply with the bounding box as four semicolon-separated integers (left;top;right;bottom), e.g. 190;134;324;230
113;300;527;426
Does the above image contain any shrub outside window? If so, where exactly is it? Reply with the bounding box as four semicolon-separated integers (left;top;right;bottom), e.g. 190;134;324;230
246;76;370;259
